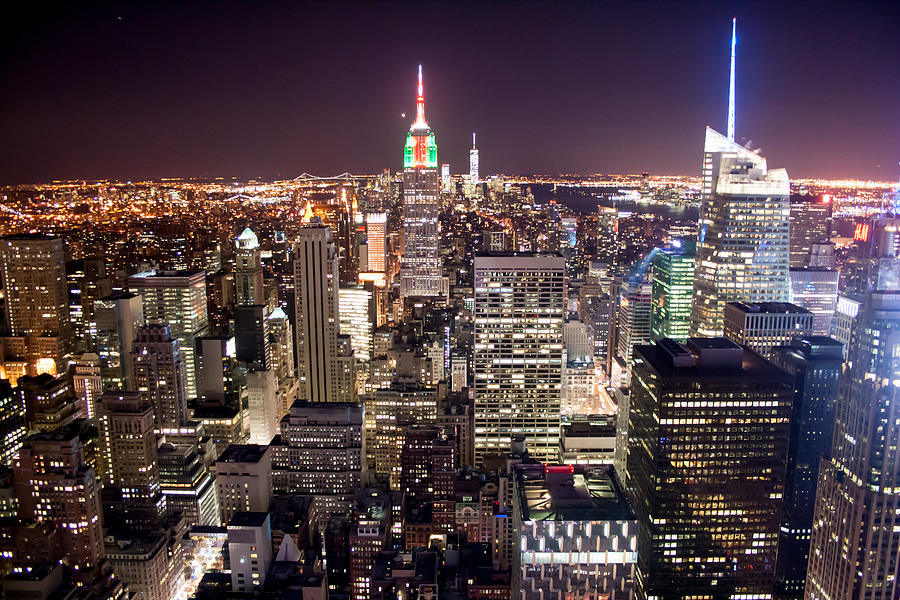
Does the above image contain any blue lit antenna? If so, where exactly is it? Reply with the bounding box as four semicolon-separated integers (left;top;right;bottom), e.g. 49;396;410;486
727;18;736;142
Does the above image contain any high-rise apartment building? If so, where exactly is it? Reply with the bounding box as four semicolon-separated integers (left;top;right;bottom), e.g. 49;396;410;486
769;337;842;599
650;241;696;343
94;291;144;390
789;267;840;335
294;219;343;402
129;324;188;431
96;390;165;528
399;66;442;298
625;338;792;599
805;266;900;600
473;254;565;463
691;128;790;336
789;194;832;268
723;301;814;358
0;235;72;378
129;269;209;399
234;227;264;305
15;426;105;582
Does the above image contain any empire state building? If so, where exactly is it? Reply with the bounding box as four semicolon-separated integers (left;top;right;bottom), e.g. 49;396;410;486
399;65;442;298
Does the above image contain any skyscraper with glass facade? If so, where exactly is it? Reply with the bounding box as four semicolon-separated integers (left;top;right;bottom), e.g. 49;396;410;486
691;128;791;337
650;240;696;343
473;254;565;463
400;66;442;298
805;262;900;600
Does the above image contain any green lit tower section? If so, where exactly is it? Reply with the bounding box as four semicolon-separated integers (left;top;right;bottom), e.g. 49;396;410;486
400;65;442;298
651;240;696;343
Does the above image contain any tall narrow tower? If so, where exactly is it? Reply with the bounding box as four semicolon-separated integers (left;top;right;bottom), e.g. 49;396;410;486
400;65;442;298
728;17;736;142
235;227;264;306
469;132;479;184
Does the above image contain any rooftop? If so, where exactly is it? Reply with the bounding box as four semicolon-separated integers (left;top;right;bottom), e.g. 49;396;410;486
228;511;270;528
726;301;812;315
516;464;633;522
217;444;269;464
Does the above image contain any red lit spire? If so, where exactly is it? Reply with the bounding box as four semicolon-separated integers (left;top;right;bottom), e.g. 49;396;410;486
413;64;427;129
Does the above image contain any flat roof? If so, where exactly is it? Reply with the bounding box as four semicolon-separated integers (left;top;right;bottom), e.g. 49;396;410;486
217;444;268;463
228;511;269;528
516;465;634;522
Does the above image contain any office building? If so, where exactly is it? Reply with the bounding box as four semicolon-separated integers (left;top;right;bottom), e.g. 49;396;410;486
0;380;25;465
339;286;373;363
770;337;842;599
400;424;456;502
129;324;188;430
215;444;273;525
105;529;183;600
350;489;392;600
616;276;653;366
369;382;438;487
830;295;861;359
294;219;342;402
19;373;80;432
234;227;264;305
158;439;219;527
559;415;617;466
650;241;696;343
366;213;388;274
70;353;103;420
723;301;814;358
195;335;237;404
440;163;452;194
15;426;105;582
399;66;442;298
512;464;638;600
94;291;144;390
805;266;900;600
234;304;271;370
691;128;790;337
266;307;295;383
271;401;364;516
228;512;273;593
0;235;72;378
789;267;840;335
246;368;279;444
596;207;618;266
129;269;209;399
97;390;165;527
625;338;792;599
789;194;832;268
474;254;565;463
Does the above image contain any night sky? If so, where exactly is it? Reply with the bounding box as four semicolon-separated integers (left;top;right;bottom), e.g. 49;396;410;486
1;1;898;184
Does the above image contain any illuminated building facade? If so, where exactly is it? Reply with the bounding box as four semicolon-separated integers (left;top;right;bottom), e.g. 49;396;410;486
234;227;264;305
805;269;900;600
129;324;188;430
400;66;442;298
512;464;638;600
769;337;842;599
339;287;373;363
723;301;814;359
626;338;792;599
365;212;387;274
789;194;832;268
368;382;438;487
691;128;790;337
650;240;695;343
0;235;72;379
94;291;143;391
789;267;840;335
473;254;565;463
128;269;209;399
214;444;272;525
595;206;618;266
470;132;479;184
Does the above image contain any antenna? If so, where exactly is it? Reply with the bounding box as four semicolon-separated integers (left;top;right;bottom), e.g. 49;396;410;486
727;18;736;142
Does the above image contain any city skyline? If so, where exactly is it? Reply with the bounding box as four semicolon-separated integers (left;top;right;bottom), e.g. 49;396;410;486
1;2;898;184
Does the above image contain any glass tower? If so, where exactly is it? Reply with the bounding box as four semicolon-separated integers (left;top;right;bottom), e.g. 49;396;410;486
690;127;790;337
650;240;696;343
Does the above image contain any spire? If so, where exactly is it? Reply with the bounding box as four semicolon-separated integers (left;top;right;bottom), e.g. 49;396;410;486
727;17;736;142
414;64;427;128
473;132;476;148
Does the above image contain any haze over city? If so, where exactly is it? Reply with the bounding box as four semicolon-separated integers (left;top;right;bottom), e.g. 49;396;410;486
1;0;898;184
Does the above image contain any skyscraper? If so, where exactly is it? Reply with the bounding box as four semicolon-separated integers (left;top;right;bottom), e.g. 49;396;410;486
723;301;814;359
129;269;209;399
789;267;840;335
469;132;479;184
805;263;900;600
0;235;72;378
399;65;442;298
294;219;341;402
691;21;790;336
626;338;792;599
129;323;188;431
789;194;832;268
234;227;264;306
650;240;696;343
365;212;387;274
770;337;842;599
595;206;618;267
94;291;144;391
691;128;791;336
473;254;565;463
